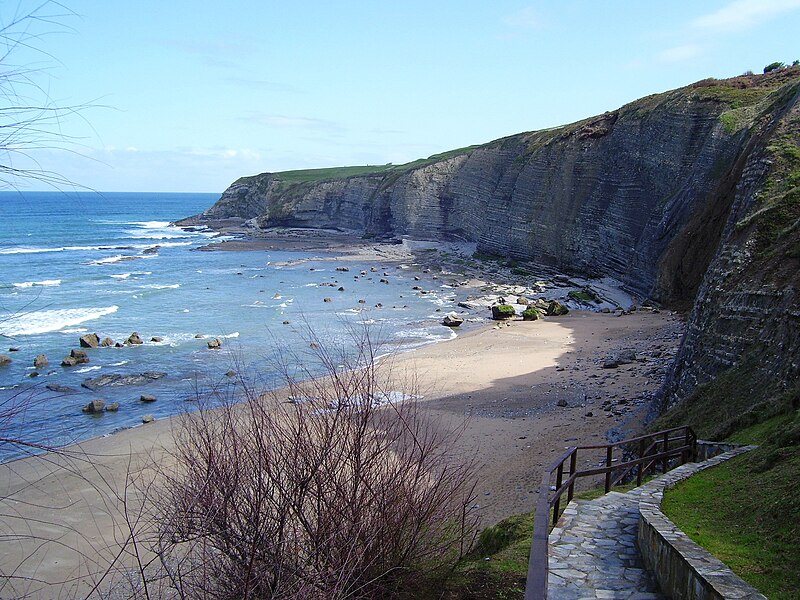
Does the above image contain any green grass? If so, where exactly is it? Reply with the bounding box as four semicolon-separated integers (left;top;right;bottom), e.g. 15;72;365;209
440;512;533;599
661;416;800;599
270;145;481;185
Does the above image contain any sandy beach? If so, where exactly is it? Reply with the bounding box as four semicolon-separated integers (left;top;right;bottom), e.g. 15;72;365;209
0;233;685;597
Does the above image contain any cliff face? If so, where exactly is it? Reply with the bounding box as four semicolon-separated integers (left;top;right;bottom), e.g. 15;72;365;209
196;69;800;414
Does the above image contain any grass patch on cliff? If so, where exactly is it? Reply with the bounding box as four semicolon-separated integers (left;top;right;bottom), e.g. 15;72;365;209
654;347;799;440
273;146;481;185
661;412;800;600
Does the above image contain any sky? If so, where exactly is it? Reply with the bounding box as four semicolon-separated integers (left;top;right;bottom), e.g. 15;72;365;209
2;0;799;193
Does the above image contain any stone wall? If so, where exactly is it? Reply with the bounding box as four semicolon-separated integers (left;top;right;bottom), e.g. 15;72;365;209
636;445;766;600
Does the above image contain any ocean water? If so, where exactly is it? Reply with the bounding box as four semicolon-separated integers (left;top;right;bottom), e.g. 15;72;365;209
0;191;461;461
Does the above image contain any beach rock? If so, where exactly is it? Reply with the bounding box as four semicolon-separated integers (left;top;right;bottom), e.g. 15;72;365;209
140;394;156;402
323;297;332;303
115;342;125;348
142;414;155;424
225;370;237;377
517;297;530;305
46;384;78;394
150;336;163;342
282;320;290;324
80;333;100;348
142;245;160;255
101;337;115;347
358;299;366;304
557;398;568;407
82;399;106;413
207;338;222;349
335;266;349;272
82;372;167;390
0;355;11;366
33;354;49;369
360;270;367;275
522;307;542;321
194;334;204;338
491;304;516;320
126;332;144;345
8;347;19;352
546;300;569;316
442;314;464;327
337;286;345;291
61;356;79;367
105;402;120;412
29;372;38;377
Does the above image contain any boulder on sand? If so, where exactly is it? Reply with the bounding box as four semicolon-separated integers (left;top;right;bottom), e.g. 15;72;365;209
491;304;517;320
80;333;100;348
442;314;464;327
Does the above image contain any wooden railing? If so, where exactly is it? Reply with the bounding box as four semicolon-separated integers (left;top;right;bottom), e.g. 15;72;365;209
524;425;697;600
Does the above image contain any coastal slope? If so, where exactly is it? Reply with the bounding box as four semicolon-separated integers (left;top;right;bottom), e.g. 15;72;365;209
187;68;800;417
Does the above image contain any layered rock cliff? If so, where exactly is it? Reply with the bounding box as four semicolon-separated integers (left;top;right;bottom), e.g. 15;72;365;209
191;68;800;420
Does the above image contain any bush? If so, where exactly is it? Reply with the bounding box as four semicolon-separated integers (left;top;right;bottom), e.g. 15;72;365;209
154;328;478;599
764;61;786;73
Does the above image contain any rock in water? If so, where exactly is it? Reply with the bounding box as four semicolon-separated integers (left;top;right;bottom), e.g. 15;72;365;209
82;399;106;413
105;402;120;412
70;349;90;363
46;384;78;394
0;355;11;366
140;394;156;403
33;354;49;369
101;337;115;347
82;372;167;390
126;332;144;345
150;336;163;342
207;338;222;349
442;314;464;327
142;414;155;424
80;333;100;348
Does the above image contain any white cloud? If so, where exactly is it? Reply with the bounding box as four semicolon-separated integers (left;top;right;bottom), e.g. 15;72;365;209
657;44;704;63
691;0;800;33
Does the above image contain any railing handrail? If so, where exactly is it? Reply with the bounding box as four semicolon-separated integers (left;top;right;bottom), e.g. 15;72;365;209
524;425;697;600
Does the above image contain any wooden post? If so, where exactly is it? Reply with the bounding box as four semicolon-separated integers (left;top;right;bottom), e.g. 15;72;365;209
604;446;613;493
662;431;670;473
568;450;577;503
637;438;645;486
553;462;564;526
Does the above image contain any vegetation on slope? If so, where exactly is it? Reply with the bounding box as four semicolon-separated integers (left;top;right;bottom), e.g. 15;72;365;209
661;412;800;599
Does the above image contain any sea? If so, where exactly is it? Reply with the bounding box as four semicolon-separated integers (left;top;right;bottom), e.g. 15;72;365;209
0;191;464;462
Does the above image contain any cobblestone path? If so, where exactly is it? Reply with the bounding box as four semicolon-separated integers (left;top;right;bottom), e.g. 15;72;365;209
547;489;664;599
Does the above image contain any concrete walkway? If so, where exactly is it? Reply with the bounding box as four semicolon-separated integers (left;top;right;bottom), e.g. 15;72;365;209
547;489;664;599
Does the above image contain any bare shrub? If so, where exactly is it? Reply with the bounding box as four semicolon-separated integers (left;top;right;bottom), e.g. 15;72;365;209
154;326;478;599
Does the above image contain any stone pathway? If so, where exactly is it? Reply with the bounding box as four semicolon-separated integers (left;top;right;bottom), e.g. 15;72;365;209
548;490;664;599
546;445;756;599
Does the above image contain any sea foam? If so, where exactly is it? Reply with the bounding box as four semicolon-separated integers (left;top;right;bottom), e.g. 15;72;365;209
0;305;119;336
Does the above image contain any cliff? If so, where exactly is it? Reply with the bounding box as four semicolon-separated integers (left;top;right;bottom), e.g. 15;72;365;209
190;68;800;424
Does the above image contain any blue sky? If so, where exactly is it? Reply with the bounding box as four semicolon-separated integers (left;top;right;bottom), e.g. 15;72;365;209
2;0;799;192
